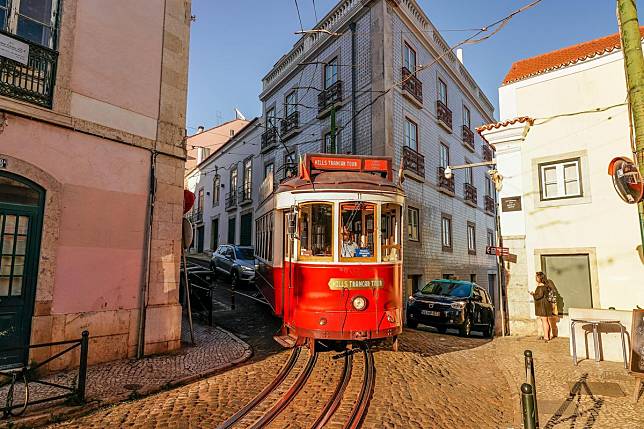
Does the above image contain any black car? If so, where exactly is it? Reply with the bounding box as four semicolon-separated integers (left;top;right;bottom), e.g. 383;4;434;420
210;245;256;285
406;280;495;337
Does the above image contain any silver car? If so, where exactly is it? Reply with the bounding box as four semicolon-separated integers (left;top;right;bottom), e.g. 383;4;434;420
210;245;256;285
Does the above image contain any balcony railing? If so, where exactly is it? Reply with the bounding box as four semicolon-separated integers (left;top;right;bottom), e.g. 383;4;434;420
261;127;277;152
484;195;495;214
187;210;203;223
437;167;454;193
238;184;252;204
0;31;58;108
436;100;452;130
462;125;475;150
318;80;342;113
402;146;425;178
401;67;423;104
464;183;478;205
280;111;300;138
225;191;237;210
483;144;494;162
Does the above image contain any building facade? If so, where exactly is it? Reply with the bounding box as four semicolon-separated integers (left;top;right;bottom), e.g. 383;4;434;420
185;118;265;253
0;0;191;369
185;118;249;172
479;29;644;342
258;0;498;302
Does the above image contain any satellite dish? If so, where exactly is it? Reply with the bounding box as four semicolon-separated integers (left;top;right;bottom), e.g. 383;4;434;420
608;157;643;204
182;218;194;250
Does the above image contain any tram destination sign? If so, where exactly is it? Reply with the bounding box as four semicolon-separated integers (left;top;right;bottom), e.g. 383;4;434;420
311;156;361;171
328;278;384;290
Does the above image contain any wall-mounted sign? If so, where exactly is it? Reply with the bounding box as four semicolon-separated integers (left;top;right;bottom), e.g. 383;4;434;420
0;159;6;169
608;157;643;204
485;246;509;256
0;33;29;65
501;196;522;212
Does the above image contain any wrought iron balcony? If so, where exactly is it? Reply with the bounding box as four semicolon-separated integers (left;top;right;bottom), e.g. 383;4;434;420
280;111;300;138
225;191;237;210
0;31;58;108
238;184;252;205
402;146;425;178
436;100;452;131
484;195;495;214
464;183;478;206
188;209;203;223
401;67;423;104
483;144;494;162
318;80;342;114
437;167;455;193
261;127;278;152
462;125;475;150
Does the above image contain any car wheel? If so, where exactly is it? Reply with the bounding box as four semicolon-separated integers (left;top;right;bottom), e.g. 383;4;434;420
406;319;418;330
459;317;472;337
484;323;495;339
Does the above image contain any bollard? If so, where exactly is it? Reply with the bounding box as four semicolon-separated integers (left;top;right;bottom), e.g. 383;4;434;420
77;330;90;403
231;279;236;310
524;350;539;427
521;383;537;429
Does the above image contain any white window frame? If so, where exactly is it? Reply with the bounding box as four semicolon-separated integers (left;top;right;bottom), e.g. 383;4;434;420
266;107;276;128
404;118;418;151
407;207;419;241
403;42;417;71
465;160;473;185
467;222;476;254
539;158;582;200
439;143;450;169
441;215;452;250
438;78;448;105
463;105;471;129
486;229;494;248
3;0;59;48
213;176;220;205
285;90;298;117
324;57;338;89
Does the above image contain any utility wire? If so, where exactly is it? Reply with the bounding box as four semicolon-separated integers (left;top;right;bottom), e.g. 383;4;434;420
293;0;305;32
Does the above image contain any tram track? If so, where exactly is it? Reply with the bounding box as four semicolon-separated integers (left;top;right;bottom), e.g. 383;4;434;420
217;343;376;429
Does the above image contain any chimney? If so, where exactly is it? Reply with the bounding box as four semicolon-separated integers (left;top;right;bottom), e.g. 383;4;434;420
456;48;464;64
197;126;205;134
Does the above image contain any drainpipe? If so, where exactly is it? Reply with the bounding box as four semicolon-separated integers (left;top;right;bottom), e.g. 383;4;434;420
137;152;157;359
350;21;357;155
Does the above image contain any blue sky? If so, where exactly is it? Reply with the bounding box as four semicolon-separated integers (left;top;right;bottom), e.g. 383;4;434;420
186;0;639;131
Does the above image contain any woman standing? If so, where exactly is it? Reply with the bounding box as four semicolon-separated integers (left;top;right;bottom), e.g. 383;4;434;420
530;272;553;341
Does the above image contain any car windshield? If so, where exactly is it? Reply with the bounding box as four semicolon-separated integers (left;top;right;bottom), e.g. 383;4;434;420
420;282;472;298
235;248;254;260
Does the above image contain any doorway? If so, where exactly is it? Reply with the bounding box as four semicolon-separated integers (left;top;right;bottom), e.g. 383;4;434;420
240;212;252;246
196;225;205;253
227;217;236;244
0;173;44;368
211;218;219;250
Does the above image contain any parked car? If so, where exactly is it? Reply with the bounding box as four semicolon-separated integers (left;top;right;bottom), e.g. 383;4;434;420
406;279;495;337
210;245;256;285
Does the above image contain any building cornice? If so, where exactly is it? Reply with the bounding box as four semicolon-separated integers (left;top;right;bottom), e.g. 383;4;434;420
477;117;533;148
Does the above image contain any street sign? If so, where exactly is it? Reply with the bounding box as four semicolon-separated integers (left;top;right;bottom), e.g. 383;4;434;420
486;246;509;256
501;196;522;212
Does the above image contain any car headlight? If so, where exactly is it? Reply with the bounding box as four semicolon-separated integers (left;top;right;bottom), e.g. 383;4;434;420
352;296;368;311
241;266;253;272
450;301;466;310
407;295;416;303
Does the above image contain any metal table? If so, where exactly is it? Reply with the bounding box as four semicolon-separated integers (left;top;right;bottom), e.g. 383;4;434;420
570;318;629;369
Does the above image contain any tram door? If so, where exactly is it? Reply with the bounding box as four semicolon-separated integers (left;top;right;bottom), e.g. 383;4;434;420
0;174;44;368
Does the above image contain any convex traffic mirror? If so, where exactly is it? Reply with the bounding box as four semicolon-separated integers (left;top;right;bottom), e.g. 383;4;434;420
608;157;643;204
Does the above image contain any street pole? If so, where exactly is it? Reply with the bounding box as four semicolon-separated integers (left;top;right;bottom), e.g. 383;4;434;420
617;0;644;250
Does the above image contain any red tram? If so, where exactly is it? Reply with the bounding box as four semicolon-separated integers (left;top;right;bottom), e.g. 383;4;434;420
254;154;405;349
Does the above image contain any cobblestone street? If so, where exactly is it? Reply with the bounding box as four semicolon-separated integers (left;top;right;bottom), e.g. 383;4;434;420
42;273;644;429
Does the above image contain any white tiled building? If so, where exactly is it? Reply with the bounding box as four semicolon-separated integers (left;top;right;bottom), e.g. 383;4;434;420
259;0;498;300
185;118;265;253
479;29;644;351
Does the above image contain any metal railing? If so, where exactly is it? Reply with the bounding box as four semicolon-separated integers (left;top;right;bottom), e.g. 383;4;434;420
261;127;277;152
402;146;425;178
485;195;495;214
225;191;237;210
401;67;423;104
318;80;342;113
462;125;475;149
188;210;203;224
280;111;299;137
0;31;58;108
483;144;494;162
436;100;452;130
464;183;477;205
437;167;454;193
0;331;89;418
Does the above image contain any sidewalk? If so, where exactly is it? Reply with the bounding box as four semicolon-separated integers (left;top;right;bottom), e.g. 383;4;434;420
1;320;251;428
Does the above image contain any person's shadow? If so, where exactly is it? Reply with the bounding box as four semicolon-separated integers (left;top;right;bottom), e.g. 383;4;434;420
544;373;604;429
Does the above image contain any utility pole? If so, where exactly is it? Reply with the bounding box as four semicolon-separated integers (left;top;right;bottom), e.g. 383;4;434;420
617;0;644;249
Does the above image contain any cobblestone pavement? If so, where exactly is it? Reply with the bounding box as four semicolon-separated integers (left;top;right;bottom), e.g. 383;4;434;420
1;320;250;427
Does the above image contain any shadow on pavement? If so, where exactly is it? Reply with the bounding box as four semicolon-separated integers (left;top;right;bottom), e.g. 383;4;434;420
544;373;604;429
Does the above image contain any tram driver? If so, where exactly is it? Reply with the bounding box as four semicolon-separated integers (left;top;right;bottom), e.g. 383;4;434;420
341;226;358;257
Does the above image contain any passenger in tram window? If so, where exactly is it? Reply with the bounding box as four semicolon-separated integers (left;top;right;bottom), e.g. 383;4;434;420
341;226;358;257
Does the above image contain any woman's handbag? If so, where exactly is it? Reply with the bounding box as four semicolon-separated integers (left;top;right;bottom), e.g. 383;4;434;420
546;287;557;304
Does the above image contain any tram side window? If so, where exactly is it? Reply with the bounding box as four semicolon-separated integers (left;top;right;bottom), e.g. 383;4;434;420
299;204;333;259
381;204;401;262
255;213;274;261
340;202;376;261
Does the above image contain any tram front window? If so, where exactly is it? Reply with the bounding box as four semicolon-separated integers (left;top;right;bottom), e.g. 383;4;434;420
381;204;401;262
340;202;376;261
299;203;333;259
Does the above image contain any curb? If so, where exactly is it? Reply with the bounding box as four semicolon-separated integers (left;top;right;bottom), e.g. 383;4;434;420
1;327;253;429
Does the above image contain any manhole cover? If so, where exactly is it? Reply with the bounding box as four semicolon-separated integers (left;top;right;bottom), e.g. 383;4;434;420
124;384;142;391
566;381;625;397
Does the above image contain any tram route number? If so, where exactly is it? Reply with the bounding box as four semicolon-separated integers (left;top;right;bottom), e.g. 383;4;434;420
328;278;384;290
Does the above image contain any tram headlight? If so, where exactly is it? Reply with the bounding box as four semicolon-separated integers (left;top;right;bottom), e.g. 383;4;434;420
352;296;368;311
